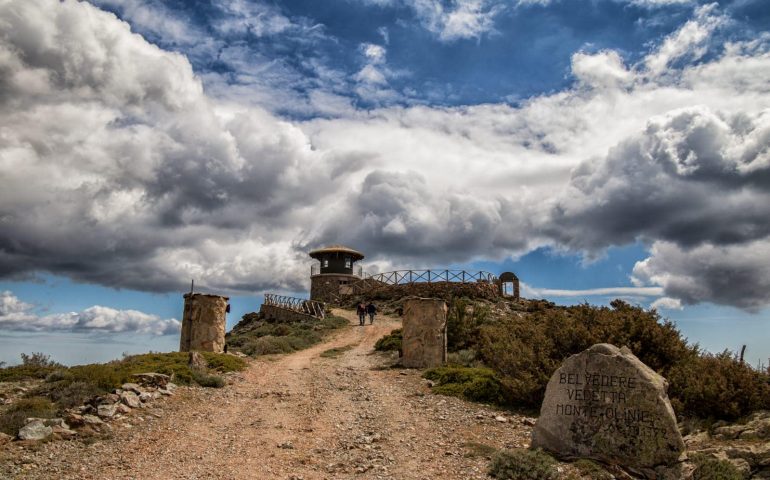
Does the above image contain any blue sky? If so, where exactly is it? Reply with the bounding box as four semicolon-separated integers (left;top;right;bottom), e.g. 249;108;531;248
1;0;769;367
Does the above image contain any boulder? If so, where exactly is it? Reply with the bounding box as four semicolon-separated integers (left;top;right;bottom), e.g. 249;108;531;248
121;383;144;395
532;343;684;476
120;391;142;409
18;419;53;441
82;414;104;426
132;373;170;388
97;403;118;419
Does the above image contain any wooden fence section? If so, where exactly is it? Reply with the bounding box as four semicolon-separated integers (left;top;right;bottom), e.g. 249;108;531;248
263;293;326;319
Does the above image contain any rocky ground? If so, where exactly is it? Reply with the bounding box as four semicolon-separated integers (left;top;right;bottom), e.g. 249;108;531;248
2;309;769;479
0;310;555;480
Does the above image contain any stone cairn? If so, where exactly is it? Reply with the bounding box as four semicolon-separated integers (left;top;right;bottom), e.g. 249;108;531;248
532;343;685;478
401;297;448;369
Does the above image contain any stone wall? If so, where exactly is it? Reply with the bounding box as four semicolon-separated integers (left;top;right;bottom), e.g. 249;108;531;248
179;293;228;353
311;273;361;302
401;298;447;368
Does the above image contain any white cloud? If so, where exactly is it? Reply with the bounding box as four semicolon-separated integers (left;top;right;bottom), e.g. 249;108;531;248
0;292;179;335
1;1;769;311
644;4;725;76
524;285;664;297
650;297;683;310
407;0;504;41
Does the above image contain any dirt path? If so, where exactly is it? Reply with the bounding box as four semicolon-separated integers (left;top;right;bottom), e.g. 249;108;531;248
2;310;534;479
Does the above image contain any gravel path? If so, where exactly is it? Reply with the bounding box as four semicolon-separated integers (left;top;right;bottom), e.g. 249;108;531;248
1;309;535;479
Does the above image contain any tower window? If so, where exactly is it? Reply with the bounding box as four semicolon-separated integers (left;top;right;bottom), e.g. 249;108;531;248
323;259;329;268
345;256;351;268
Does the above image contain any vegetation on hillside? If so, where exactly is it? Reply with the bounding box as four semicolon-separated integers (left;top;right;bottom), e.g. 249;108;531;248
226;313;348;357
392;296;770;420
0;351;246;436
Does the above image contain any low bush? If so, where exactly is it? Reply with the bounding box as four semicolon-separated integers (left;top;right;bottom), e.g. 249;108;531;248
374;329;402;352
447;298;490;352
489;449;558;480
424;366;505;404
446;349;479;367
19;352;245;410
0;397;57;436
667;351;770;420
691;454;744;480
572;459;613;480
471;299;770;419
190;370;226;388
228;315;348;358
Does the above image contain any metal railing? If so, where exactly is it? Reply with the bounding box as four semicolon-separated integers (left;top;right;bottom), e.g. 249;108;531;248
263;293;326;319
310;263;364;277
364;269;497;285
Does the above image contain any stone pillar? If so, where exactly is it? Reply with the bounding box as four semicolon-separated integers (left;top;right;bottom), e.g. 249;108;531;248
179;293;228;353
401;298;447;368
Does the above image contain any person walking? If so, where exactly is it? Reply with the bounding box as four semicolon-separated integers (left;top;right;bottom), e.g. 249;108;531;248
366;302;377;324
357;301;367;326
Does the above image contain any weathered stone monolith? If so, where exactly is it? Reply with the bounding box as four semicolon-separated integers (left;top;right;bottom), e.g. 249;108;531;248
401;298;447;368
531;344;684;477
179;293;228;353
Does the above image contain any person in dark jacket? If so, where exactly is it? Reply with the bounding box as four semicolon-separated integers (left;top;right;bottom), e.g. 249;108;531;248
356;302;367;326
366;302;377;324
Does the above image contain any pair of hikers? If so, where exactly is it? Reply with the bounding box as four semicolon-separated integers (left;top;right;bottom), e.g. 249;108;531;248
356;301;376;326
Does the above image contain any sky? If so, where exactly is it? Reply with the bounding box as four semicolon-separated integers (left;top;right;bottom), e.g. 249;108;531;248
1;0;769;367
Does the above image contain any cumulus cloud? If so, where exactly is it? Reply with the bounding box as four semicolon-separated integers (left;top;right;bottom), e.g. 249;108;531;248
0;0;345;294
1;1;770;312
0;292;179;335
633;241;770;312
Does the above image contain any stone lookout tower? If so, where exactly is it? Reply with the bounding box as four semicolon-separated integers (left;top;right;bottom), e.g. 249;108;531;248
309;245;364;302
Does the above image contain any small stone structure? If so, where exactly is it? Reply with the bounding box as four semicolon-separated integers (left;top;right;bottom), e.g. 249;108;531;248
498;271;520;300
179;293;228;353
401;298;448;368
532;343;684;476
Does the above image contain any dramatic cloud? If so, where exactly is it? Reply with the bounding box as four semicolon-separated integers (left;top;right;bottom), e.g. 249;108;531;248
1;0;769;310
633;240;770;312
0;292;179;335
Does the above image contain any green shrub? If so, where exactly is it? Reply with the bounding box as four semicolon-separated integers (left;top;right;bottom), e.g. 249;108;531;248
691;454;744;480
489;449;558;480
374;329;402;352
32;380;104;409
0;397;57;436
200;352;247;373
228;315;348;358
572;459;613;480
20;352;60;368
668;351;770;420
447;298;490;352
191;370;226;388
471;299;770;419
446;349;479;367
424;366;505;404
